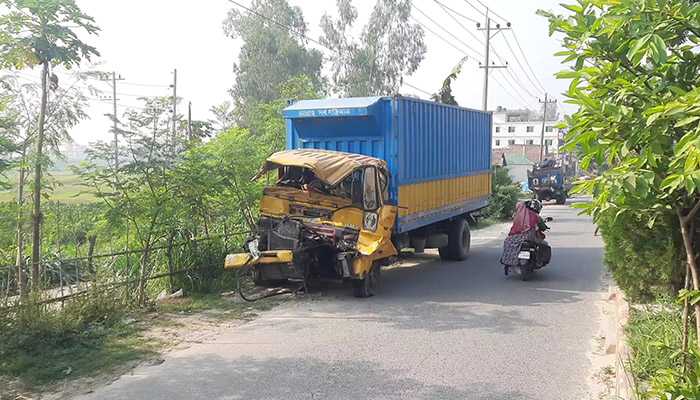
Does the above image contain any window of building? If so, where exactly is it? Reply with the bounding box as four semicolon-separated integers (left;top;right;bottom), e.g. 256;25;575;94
495;140;500;146
508;139;516;145
545;126;554;132
545;139;553;146
526;126;534;133
495;126;501;133
526;139;534;145
508;126;516;133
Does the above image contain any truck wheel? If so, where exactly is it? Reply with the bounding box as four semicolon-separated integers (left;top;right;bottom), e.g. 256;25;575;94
353;262;380;298
555;194;566;205
439;218;470;261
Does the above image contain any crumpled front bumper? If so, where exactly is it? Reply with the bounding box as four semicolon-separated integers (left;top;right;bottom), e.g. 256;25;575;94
224;250;294;269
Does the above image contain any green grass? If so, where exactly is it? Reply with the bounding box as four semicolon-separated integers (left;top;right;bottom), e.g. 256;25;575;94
154;293;282;321
473;217;508;230
625;305;697;382
0;171;97;204
0;321;159;389
0;291;282;394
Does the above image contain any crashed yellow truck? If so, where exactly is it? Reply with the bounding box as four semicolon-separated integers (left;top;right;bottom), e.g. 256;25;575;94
225;96;492;297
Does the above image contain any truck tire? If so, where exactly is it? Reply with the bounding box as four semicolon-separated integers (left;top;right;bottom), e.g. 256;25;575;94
353;262;380;298
439;218;470;261
555;194;566;205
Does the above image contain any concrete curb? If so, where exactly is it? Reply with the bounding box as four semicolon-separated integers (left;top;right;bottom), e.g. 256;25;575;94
610;285;636;400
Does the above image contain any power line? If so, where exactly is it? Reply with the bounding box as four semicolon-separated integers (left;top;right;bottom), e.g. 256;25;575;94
412;3;484;58
225;0;432;97
494;68;537;109
501;33;545;96
475;0;509;23
409;15;480;60
491;76;529;109
462;0;487;18
510;30;548;93
433;0;486;48
403;82;432;96
489;44;540;100
434;0;479;25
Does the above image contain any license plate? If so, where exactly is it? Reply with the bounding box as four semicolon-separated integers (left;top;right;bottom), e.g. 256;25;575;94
248;239;261;260
518;251;531;260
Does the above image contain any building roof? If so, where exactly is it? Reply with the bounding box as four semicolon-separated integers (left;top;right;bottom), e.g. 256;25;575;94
504;153;535;165
256;149;387;186
492;152;506;167
500;144;544;164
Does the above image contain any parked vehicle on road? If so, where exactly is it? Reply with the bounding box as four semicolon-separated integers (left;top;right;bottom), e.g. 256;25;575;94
527;165;569;204
224;95;492;297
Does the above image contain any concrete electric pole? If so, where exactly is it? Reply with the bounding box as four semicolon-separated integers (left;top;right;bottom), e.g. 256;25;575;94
99;72;125;169
477;8;510;111
538;93;558;163
170;69;178;157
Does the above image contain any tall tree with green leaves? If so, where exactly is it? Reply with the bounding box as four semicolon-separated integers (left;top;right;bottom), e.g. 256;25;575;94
540;0;700;354
0;0;99;286
320;0;426;97
223;0;323;126
431;56;468;106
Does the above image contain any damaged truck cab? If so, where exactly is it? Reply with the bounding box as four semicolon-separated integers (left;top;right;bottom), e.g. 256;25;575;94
225;96;492;298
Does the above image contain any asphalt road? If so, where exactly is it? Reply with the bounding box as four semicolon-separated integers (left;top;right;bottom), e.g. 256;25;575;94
78;200;604;400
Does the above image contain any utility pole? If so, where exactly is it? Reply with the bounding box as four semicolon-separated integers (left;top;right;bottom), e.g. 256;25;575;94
99;72;125;169
477;8;510;111
538;93;558;163
188;101;192;142
170;69;177;157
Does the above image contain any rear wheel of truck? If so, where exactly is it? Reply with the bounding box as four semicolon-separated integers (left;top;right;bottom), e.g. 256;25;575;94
555;194;566;205
353;262;380;298
439;218;470;261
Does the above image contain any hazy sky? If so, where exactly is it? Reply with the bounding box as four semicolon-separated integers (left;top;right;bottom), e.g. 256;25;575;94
11;0;573;145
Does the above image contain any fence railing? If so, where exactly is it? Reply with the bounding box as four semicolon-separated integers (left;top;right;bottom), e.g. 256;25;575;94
1;231;248;308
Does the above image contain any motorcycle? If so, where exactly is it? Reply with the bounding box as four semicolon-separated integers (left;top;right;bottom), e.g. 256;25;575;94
515;216;553;281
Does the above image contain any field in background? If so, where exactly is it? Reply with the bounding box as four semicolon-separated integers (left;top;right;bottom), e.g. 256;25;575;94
0;170;96;204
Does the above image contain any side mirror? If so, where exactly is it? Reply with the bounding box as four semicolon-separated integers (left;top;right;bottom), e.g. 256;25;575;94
545;217;554;222
351;179;363;207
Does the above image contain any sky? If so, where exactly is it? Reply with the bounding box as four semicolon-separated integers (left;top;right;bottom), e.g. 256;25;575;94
10;0;574;145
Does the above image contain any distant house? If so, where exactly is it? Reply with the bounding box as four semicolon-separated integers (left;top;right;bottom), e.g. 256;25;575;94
503;153;534;183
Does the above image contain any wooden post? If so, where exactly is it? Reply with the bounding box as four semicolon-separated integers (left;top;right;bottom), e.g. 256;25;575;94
87;235;97;274
138;246;151;306
166;234;175;293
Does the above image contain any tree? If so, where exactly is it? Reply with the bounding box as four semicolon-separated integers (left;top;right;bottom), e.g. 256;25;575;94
0;0;99;287
320;0;426;97
223;0;323;126
527;101;560;122
540;0;700;352
209;101;236;134
431;56;468;106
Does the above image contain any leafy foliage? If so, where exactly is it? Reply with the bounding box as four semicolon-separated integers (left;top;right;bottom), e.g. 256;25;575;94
320;0;426;96
598;211;686;302
431;56;468;106
482;167;520;220
223;0;323;125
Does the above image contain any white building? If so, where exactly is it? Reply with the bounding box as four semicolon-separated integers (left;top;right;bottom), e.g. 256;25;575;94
491;107;562;156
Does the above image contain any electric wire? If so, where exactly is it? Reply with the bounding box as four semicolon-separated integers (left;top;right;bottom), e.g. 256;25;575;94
509;31;548;94
433;0;480;25
412;3;484;59
433;0;486;49
475;0;509;23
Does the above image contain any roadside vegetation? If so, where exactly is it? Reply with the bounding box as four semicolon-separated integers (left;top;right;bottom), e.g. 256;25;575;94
0;0;438;394
480;167;520;224
542;0;700;396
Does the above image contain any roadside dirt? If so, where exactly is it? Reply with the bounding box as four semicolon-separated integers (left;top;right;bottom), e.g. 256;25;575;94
586;274;617;400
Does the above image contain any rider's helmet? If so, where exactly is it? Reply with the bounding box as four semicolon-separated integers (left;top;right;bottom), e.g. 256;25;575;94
526;199;542;214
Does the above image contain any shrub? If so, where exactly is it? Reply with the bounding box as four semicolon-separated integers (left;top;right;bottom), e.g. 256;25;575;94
598;211;685;302
482;167;520;220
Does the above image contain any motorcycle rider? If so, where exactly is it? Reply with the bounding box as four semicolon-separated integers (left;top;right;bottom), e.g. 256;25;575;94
501;200;546;275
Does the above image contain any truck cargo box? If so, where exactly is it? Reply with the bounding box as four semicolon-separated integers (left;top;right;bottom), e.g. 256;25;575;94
282;95;492;233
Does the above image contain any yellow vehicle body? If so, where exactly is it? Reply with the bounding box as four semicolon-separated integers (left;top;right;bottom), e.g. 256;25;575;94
224;149;397;283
